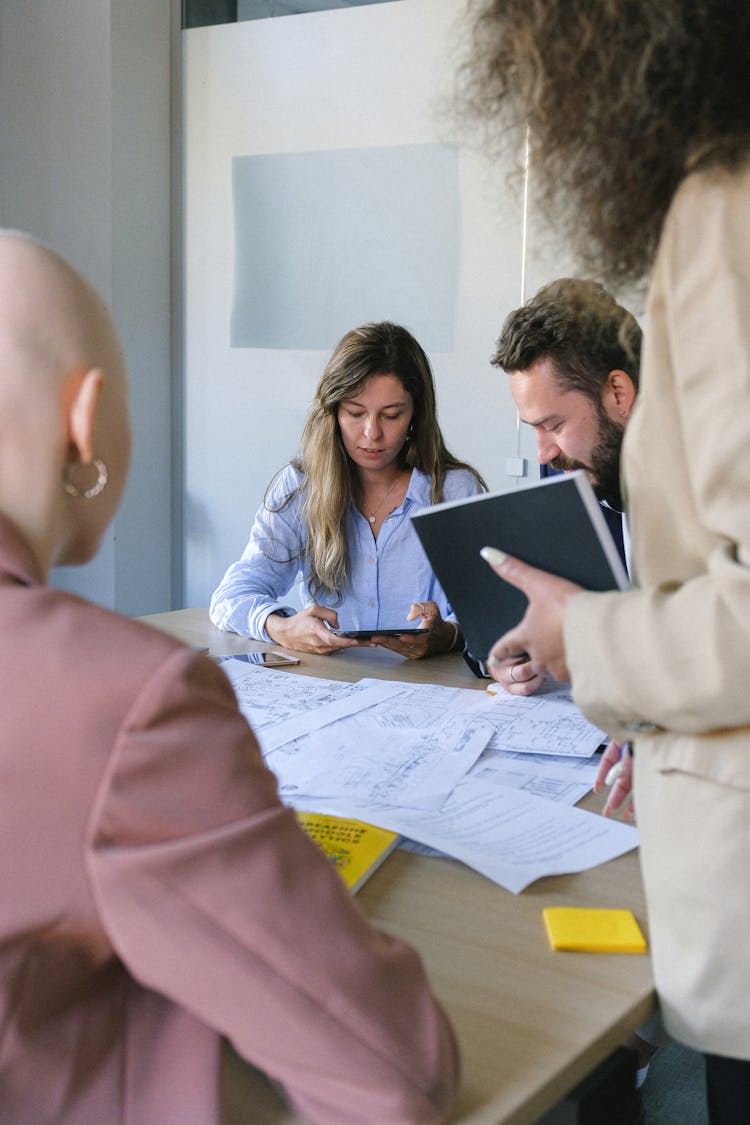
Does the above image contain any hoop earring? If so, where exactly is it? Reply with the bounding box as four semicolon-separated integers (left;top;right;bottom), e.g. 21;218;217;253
63;458;109;500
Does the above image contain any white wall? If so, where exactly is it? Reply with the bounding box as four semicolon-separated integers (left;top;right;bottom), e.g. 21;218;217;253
0;1;571;617
0;0;175;614
182;0;539;609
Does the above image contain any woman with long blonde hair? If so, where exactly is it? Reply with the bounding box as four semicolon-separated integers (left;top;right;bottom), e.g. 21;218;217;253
210;321;486;656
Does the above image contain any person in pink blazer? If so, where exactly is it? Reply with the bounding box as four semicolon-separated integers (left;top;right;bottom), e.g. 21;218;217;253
0;231;459;1124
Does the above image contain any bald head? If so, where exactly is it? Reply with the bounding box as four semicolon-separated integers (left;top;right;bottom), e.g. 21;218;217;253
0;230;130;573
0;231;124;401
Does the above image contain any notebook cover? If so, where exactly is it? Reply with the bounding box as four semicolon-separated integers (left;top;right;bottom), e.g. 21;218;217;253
411;470;629;660
296;812;399;894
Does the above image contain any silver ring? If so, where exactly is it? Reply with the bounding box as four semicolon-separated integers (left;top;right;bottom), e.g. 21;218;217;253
509;663;520;683
417;602;425;614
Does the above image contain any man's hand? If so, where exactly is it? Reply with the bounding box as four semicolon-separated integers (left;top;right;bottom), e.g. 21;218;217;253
489;653;547;695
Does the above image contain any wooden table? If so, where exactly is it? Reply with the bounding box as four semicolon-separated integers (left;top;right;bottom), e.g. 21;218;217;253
139;609;654;1125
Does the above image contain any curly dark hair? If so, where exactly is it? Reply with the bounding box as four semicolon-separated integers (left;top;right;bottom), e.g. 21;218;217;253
491;278;641;401
460;0;750;287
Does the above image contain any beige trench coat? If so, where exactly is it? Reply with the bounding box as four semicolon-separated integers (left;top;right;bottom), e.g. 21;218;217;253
566;157;750;1059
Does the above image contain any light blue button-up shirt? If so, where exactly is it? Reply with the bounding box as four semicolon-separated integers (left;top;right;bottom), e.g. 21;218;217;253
209;465;483;640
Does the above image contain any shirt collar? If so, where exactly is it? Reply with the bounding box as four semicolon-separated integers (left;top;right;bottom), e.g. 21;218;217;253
402;467;432;507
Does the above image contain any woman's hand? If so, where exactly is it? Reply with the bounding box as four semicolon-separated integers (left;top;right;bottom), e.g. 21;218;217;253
481;548;580;684
594;740;635;819
265;606;360;655
371;600;458;660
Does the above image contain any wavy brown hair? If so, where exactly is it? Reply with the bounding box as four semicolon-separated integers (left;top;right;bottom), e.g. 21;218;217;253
492;278;641;399
460;0;750;287
270;322;486;600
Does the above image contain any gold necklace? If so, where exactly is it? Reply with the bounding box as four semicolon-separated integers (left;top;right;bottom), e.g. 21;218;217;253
362;474;404;524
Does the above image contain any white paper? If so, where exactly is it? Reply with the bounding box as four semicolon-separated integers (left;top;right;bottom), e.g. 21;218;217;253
484;747;601;780
266;710;492;810
360;677;607;757
219;658;402;751
477;690;606;756
468;751;595;806
307;776;638;894
220;661;631;893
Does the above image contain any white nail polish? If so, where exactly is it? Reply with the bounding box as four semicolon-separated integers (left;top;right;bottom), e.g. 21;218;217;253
480;546;507;567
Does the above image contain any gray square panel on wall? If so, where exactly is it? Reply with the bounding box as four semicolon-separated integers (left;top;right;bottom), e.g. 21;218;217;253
231;143;458;353
239;1;399;19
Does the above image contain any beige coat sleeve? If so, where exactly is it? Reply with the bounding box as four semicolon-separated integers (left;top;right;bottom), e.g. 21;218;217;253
565;163;750;740
85;649;459;1125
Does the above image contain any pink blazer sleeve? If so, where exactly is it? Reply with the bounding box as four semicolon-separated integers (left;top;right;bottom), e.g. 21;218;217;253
84;649;459;1124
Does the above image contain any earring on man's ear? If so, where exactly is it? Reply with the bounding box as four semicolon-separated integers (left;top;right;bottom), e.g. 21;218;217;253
63;458;109;499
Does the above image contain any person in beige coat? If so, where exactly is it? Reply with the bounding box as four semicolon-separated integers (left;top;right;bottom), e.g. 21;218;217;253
463;1;750;1121
0;230;459;1124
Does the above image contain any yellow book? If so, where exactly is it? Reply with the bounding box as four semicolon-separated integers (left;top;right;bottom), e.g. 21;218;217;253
296;812;399;894
542;907;647;953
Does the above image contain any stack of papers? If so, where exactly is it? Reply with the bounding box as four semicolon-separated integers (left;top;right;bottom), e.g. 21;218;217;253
220;659;638;894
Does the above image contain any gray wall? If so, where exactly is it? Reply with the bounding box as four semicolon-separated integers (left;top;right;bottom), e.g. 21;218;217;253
0;0;176;614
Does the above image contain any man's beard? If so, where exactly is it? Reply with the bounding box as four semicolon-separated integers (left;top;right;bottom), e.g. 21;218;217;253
550;407;625;509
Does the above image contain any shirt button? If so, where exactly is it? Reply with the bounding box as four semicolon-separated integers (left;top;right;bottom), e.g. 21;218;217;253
368;556;375;564
368;600;375;608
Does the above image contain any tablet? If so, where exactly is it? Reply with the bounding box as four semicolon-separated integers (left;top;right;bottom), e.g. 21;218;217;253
334;627;429;639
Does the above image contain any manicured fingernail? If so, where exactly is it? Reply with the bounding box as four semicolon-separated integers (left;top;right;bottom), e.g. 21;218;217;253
605;762;624;786
480;546;507;567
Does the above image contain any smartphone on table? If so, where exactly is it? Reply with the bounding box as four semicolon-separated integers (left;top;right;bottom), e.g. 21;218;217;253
224;651;301;667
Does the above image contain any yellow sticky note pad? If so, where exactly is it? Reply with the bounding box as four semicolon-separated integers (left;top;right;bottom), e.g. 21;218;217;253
542;907;647;953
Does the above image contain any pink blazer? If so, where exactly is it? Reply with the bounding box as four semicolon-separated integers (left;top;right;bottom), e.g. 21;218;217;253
0;516;458;1123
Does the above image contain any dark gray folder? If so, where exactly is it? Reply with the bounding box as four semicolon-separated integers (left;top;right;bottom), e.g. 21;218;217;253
411;470;629;660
